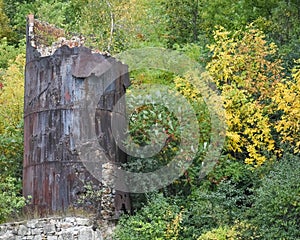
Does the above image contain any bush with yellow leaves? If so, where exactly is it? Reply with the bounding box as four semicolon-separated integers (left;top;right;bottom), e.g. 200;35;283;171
207;24;283;166
0;53;25;134
273;60;300;153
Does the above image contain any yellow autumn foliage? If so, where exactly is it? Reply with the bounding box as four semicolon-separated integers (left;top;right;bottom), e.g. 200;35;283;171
207;25;283;166
0;54;25;134
174;73;211;145
164;209;183;240
174;73;202;101
273;60;300;153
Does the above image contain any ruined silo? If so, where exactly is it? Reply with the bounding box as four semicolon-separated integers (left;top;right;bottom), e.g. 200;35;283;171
23;15;131;217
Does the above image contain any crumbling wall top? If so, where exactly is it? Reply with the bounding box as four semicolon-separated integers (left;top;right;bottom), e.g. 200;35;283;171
27;14;85;57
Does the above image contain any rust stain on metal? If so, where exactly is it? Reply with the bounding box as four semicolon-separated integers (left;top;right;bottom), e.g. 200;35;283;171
64;91;71;102
23;15;131;217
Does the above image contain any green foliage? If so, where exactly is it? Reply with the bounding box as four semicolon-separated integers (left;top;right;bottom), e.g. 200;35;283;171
0;124;23;180
268;1;300;45
197;225;237;240
129;69;175;86
113;193;183;240
77;182;103;218
0;0;15;42
12;0;73;41
163;0;275;47
125;102;180;168
75;0;168;51
34;0;70;28
122;70;179;175
266;1;300;70
163;0;300;71
0;38;21;70
172;73;211;188
164;0;201;47
115;156;263;239
248;154;300;239
12;0;168;51
0;120;24;224
0;122;24;224
0;51;25;222
180;176;254;238
115;154;300;239
0;176;26;223
121;0;168;48
122;69;211;197
197;220;261;240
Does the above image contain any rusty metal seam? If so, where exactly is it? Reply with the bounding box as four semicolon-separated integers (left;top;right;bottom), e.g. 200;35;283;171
23;107;119;118
23;161;85;169
24;107;76;118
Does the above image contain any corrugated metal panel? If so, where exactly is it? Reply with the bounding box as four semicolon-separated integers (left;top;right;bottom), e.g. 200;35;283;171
23;15;131;217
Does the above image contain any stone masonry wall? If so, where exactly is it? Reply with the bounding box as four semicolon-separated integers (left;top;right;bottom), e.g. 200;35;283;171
0;217;115;240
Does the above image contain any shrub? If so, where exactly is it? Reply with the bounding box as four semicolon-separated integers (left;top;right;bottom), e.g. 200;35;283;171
206;25;283;166
0;52;25;222
273;60;300;154
197;225;237;240
113;193;183;240
181;179;252;238
0;177;26;223
248;154;300;239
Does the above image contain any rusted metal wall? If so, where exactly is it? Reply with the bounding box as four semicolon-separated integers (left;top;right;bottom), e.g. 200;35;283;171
23;15;131;217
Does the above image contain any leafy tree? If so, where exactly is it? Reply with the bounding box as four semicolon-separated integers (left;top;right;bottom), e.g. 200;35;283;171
164;0;201;46
268;0;300;46
0;53;25;222
163;0;277;47
0;124;23;182
75;0;168;52
163;0;300;73
0;38;21;70
11;0;70;42
122;0;168;48
207;25;283;166
273;59;300;153
0;0;15;42
248;154;300;239
0;53;25;133
77;0;130;51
